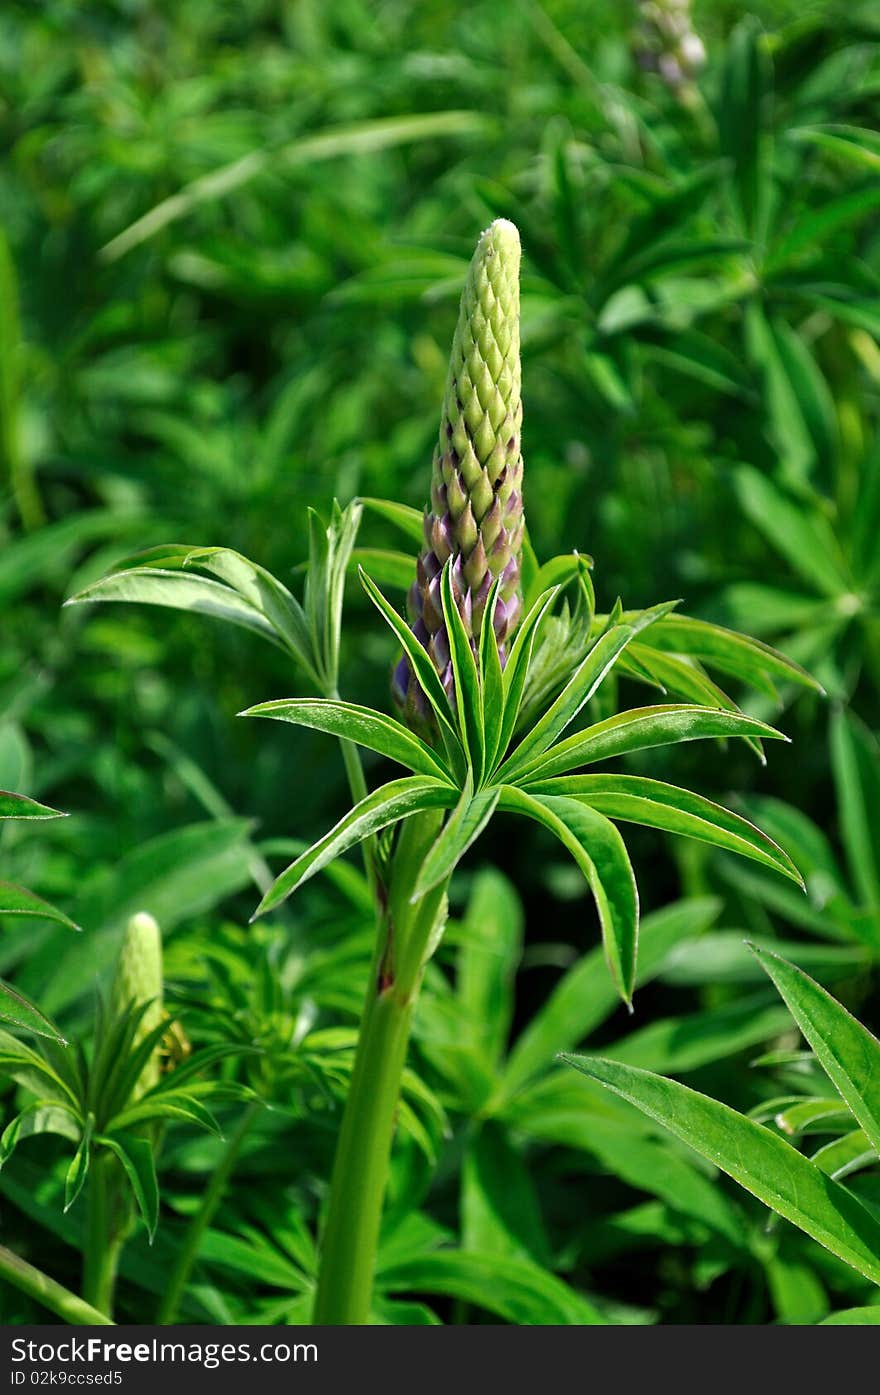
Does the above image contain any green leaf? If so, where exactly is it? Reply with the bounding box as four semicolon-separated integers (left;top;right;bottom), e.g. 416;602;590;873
359;568;463;774
479;583;506;774
0;1028;79;1105
0;981;67;1042
831;710;880;910
411;780;501;899
457;869;524;1074
253;776;456;918
0;883;80;931
767;183;880;273
499;897;720;1103
462;1123;550;1264
498;603;677;782
182;546;315;674
495;587;560;765
528;774;802;884
379;1248;603;1325
500;788;638;1003
358;497;425;545
238;698;451;782
64;1114;94;1213
349;549;416;590
34;819;255;1015
811;1131;875;1182
607;994;790;1074
751;946;880;1157
0;792;66;820
514;705;786;783
717;16;770;236
734;467;848;599
440;561;484;780
98;1132;159;1241
563;1054;880;1286
0;1103;81;1167
792;124;880;175
637;612;822;694
821;1307;880;1325
66;569;282;648
660;933;865;988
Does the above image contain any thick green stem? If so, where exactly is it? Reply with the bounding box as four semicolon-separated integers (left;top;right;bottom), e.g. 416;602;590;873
157;1101;260;1324
312;810;448;1325
0;1244;113;1325
82;1153;125;1317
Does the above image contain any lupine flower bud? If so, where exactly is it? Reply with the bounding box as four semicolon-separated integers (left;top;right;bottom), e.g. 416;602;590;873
394;219;525;718
635;0;706;92
110;911;163;1096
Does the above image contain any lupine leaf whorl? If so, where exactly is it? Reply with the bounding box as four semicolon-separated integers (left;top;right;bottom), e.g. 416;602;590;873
394;219;525;717
110;910;164;1096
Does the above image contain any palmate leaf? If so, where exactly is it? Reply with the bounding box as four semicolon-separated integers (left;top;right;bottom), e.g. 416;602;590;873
564;1054;880;1287
497;601;678;783
751;947;880;1158
252;776;457;918
500;787;638;1004
525;774;802;885
512;704;786;783
239;698;451;782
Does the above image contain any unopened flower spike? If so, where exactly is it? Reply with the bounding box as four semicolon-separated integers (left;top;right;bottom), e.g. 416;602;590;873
394;218;525;723
110;910;164;1096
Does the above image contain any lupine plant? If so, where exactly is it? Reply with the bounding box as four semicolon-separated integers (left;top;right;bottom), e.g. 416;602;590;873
0;910;249;1320
66;218;821;1323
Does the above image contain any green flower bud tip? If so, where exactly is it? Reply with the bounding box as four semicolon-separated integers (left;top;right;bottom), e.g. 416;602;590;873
110;910;164;1095
394;219;525;718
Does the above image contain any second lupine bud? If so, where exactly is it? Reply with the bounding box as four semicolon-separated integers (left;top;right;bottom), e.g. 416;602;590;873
394;219;525;718
110;910;164;1097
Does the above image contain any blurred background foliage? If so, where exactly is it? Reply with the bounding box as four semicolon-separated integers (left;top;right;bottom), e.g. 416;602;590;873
2;0;880;1325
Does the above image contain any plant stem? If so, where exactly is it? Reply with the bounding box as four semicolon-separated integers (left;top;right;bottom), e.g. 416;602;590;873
312;809;447;1324
330;687;377;895
0;1244;113;1325
157;1100;260;1324
82;1153;125;1317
